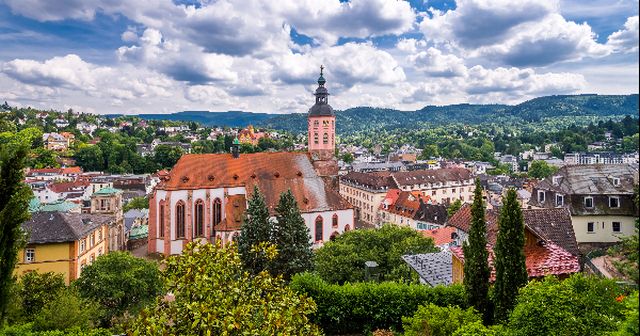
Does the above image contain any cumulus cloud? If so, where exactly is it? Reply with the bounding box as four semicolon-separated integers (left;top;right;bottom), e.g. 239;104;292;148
607;16;639;53
408;48;467;77
421;0;610;66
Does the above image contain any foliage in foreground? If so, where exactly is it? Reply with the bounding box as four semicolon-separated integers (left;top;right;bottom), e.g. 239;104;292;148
290;272;465;335
129;242;321;335
0;324;111;336
507;274;628;336
402;304;481;336
314;224;437;284
75;252;163;326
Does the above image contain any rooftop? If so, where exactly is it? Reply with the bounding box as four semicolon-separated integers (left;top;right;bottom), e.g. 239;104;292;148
22;212;113;244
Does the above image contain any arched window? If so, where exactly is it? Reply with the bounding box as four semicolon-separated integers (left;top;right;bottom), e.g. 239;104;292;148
213;198;222;226
315;216;323;242
332;213;339;228
323;133;328;144
176;201;185;239
314;132;319;144
313;120;319;127
158;202;165;238
194;199;204;237
344;224;351;232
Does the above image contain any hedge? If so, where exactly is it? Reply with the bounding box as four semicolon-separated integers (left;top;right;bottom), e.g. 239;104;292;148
289;273;467;335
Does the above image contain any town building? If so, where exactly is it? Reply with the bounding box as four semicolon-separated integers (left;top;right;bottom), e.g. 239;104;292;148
90;187;126;251
378;189;447;230
15;212;113;284
340;171;395;225
147;67;354;255
446;205;580;283
564;152;638;165
238;125;267;146
43;132;72;151
529;164;639;249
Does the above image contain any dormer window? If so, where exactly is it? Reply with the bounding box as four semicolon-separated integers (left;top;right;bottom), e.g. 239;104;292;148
537;190;545;203
584;196;594;208
555;194;564;207
612;177;620;187
552;176;561;185
609;196;620;208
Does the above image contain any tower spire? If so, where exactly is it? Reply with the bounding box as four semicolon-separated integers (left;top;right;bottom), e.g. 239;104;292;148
317;65;326;86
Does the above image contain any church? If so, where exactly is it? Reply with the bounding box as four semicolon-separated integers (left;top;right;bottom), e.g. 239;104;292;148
148;67;355;255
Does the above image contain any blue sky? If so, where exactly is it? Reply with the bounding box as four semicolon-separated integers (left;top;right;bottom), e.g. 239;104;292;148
0;0;637;114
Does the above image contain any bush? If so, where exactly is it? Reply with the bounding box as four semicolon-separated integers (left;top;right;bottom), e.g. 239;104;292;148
290;273;466;334
314;224;438;284
402;304;481;336
20;272;66;319
507;274;627;336
0;324;111;336
452;321;502;336
32;289;97;332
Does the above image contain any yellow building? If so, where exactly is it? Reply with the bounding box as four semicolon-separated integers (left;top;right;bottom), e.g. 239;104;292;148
15;212;113;284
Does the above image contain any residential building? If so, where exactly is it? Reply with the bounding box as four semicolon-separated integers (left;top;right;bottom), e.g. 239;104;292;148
238;125;267;146
390;168;475;204
15;212;112;284
499;154;518;172
340;171;395;225
564;152;637;165
378;189;447;230
43;132;71;151
90;187;125;251
529;164;639;248
447;205;580;283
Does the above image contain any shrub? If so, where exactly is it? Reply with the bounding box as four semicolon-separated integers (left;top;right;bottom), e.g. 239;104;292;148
314;224;438;284
0;324;111;336
452;321;502;336
19;272;66;319
290;273;466;334
32;289;97;332
507;274;627;336
402;304;481;336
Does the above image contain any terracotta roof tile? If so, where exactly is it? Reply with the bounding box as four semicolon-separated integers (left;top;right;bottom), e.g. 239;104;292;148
48;181;89;193
158;152;351;213
422;226;457;246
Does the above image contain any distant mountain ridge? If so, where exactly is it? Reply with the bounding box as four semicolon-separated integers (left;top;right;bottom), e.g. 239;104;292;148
125;94;639;133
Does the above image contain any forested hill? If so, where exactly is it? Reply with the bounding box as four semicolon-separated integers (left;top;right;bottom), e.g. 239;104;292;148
129;94;638;133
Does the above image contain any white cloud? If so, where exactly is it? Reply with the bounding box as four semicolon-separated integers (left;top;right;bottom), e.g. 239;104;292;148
607;16;639;53
408;48;467;77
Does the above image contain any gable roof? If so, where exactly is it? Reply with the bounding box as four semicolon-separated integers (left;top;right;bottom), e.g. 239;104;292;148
392;168;472;187
536;164;638;195
341;171;396;191
22;212;113;244
422;226;458;246
158;152;351;213
402;251;452;286
446;204;578;256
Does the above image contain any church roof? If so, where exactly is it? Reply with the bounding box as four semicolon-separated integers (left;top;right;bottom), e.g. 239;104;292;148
157;152;352;213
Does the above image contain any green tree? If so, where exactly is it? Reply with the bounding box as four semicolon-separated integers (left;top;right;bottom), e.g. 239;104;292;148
492;188;528;322
238;186;273;274
462;179;491;323
74;145;104;172
315;224;437;284
508;274;626;336
19;271;66;318
420;144;440;159
27;148;59;169
128;242;321;335
448;199;462;217
32;288;98;332
74;252;162;326
528;160;558;179
340;152;354;164
0;130;32;322
123;196;149;212
270;190;314;280
402;304;481;336
612;291;639;336
153;144;184;169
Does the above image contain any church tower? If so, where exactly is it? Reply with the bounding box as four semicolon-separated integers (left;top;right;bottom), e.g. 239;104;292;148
308;65;338;176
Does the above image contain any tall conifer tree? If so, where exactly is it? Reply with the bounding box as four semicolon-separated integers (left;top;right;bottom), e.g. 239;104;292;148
271;190;313;280
462;178;491;323
0;133;32;321
238;186;273;274
493;188;528;322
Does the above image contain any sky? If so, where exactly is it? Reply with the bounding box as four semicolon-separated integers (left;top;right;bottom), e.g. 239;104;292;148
0;0;638;115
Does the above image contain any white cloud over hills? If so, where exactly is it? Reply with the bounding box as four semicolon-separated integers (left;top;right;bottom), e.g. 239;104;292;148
0;0;637;114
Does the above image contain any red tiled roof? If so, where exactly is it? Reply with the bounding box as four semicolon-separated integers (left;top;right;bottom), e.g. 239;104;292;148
158;152;351;213
392;168;472;187
447;204;500;244
61;166;83;175
422;226;457;246
450;241;579;281
380;189;402;210
28;168;63;175
385;191;432;218
48;181;89;193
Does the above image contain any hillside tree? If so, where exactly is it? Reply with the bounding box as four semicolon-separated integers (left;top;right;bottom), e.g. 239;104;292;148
0;130;32;322
462;178;491;323
492;188;528;322
270;190;314;280
238;186;274;274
